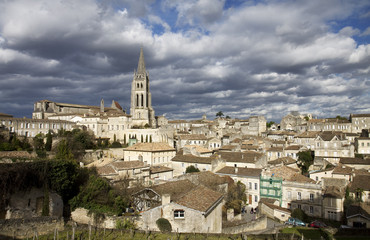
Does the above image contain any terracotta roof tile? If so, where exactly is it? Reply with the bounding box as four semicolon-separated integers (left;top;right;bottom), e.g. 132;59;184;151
216;166;262;177
217;151;263;163
110;160;147;170
150;166;173;174
172;154;215;164
151;180;196;201
175;185;223;212
97;165;118;176
124;142;176;152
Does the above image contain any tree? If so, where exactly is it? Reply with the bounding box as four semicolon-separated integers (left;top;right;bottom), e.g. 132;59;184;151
33;134;46;158
185;165;200;173
297;151;314;175
45;130;52;151
224;181;247;215
216;111;224;118
336;115;348;121
266;121;275;128
291;208;308;222
55;139;74;161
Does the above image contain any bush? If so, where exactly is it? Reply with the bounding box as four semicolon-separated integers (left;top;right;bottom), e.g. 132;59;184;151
116;218;137;230
156;218;172;232
292;208;308;222
185;165;200;173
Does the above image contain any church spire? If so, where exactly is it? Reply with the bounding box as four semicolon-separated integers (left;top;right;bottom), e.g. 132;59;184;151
137;47;146;74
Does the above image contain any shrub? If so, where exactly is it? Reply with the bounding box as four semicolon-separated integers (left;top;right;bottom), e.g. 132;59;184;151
185;165;200;173
156;218;172;232
116;218;137;230
291;208;308;222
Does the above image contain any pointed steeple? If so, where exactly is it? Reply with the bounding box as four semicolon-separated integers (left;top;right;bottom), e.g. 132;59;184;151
137;47;146;74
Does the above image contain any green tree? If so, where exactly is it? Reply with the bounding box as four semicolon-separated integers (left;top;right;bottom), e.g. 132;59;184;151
225;181;246;215
291;208;308;222
33;134;46;158
45;130;52;151
216;111;224;118
185;165;200;173
266;121;275;128
297;151;314;175
55;139;74;161
336;115;348;121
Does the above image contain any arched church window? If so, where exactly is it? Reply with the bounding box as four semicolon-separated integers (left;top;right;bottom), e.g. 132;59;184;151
141;83;143;88
137;83;140;88
136;94;139;107
141;94;144;107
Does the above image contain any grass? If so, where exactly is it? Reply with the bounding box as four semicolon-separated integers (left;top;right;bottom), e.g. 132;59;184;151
280;226;325;240
35;228;247;240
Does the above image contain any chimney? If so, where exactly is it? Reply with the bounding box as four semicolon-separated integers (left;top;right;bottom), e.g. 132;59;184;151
161;194;171;205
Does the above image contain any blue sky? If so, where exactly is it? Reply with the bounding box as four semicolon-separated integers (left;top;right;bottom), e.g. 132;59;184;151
0;0;369;122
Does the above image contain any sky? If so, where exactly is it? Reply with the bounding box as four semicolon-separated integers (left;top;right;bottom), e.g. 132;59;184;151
0;0;369;122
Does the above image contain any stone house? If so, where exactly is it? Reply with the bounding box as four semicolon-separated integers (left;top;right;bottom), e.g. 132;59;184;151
266;147;284;161
265;166;322;218
350;114;370;134
314;132;354;165
97;160;150;186
171;153;225;177
268;157;299;170
176;134;208;150
207;137;222;150
348;175;370;203
149;165;173;183
309;167;335;183
123;142;176;167
0;116;75;137
3;188;63;219
168;120;191;132
355;137;370;154
217;151;267;169
139;185;224;233
346;203;370;228
216;166;262;207
294;131;320;150
259;198;291;222
339;157;370;170
322;184;345;222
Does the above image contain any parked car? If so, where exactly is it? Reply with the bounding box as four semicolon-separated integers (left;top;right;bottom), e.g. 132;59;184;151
309;220;327;228
285;217;306;226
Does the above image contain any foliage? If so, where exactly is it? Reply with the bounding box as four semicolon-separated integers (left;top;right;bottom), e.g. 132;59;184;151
291;208;308;222
266;121;275;128
0;134;32;151
225;115;231;119
225;181;246;214
0;160;89;212
336;115;348;121
55;139;74;161
116;218;137;230
56;129;96;160
110;141;122;148
185;165;200;173
156;218;172;232
297;151;314;174
45;130;53;151
216;111;224;118
304;116;310;121
69;175;128;216
33;134;46;158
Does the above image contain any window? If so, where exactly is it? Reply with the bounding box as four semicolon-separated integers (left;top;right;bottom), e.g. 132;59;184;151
315;176;318;181
298;204;301;209
249;182;252;190
174;210;184;219
288;191;291;200
254;195;258;202
297;192;302;200
254;183;258;190
310;193;314;202
310;206;314;214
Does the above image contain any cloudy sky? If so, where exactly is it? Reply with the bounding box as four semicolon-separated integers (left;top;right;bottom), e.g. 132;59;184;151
0;0;369;122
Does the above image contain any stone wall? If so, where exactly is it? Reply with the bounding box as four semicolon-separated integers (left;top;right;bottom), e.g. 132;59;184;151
222;215;267;234
0;217;64;239
0;151;36;159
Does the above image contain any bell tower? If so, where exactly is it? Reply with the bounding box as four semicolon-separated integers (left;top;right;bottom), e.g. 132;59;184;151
130;48;155;127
